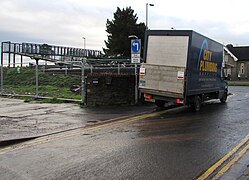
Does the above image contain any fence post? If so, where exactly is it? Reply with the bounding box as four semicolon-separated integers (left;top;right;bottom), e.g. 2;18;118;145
118;63;120;75
134;64;138;104
81;59;86;105
13;44;16;68
0;42;3;95
8;41;11;67
65;65;68;75
35;59;39;98
19;44;23;67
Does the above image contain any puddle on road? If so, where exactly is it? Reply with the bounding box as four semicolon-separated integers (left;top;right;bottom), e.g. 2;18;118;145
0;137;37;148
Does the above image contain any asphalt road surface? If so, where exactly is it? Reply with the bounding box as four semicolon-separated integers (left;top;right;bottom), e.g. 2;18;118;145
0;98;154;141
0;86;249;179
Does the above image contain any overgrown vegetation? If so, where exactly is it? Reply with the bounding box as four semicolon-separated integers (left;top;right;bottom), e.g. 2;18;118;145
2;67;82;101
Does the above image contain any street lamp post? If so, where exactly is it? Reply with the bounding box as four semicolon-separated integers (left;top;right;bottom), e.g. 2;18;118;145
146;3;154;30
82;37;86;56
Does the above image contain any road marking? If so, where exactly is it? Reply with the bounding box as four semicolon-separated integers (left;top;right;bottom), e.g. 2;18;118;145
197;134;249;180
0;108;172;155
213;143;249;179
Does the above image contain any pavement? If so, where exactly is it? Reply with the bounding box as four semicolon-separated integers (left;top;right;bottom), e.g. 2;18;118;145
0;96;248;179
222;149;249;180
228;81;249;86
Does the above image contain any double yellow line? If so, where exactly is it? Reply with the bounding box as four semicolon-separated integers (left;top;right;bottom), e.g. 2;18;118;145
0;109;170;155
198;134;249;179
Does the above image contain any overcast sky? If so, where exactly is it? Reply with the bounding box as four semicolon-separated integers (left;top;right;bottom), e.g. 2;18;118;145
1;0;249;51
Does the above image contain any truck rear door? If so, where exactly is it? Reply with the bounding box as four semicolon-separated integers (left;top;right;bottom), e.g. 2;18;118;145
139;35;189;99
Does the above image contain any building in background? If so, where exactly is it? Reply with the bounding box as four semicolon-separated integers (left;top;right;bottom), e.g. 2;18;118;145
226;44;249;80
224;46;238;80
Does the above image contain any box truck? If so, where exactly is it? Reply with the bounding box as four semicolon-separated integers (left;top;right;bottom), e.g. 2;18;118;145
139;30;228;111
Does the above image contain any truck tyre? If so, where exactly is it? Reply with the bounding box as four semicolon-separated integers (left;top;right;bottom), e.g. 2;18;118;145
192;96;201;112
155;100;165;108
220;91;228;103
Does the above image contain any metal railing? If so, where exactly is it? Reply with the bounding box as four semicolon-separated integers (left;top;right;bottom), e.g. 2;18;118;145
1;41;103;67
2;41;102;57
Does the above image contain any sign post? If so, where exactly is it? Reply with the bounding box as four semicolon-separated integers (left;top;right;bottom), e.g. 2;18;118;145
131;39;141;104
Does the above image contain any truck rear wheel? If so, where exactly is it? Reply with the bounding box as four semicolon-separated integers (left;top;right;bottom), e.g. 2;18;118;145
155;100;165;108
220;91;228;103
192;96;201;112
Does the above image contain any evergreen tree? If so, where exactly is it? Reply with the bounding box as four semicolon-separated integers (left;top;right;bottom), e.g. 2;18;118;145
103;7;146;58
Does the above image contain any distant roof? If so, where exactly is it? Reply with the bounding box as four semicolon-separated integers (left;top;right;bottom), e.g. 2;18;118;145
224;46;238;61
226;44;249;61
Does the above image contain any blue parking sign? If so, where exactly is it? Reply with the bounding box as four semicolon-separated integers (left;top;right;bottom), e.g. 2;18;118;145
131;40;141;53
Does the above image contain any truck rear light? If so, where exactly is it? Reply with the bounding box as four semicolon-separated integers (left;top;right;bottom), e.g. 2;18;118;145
144;94;153;100
176;99;183;104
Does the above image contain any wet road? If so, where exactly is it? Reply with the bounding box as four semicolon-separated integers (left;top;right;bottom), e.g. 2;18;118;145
0;86;249;179
0;98;154;141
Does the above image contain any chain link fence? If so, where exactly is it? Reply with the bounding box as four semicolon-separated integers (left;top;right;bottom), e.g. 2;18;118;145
0;41;139;104
0;59;138;104
0;62;82;102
